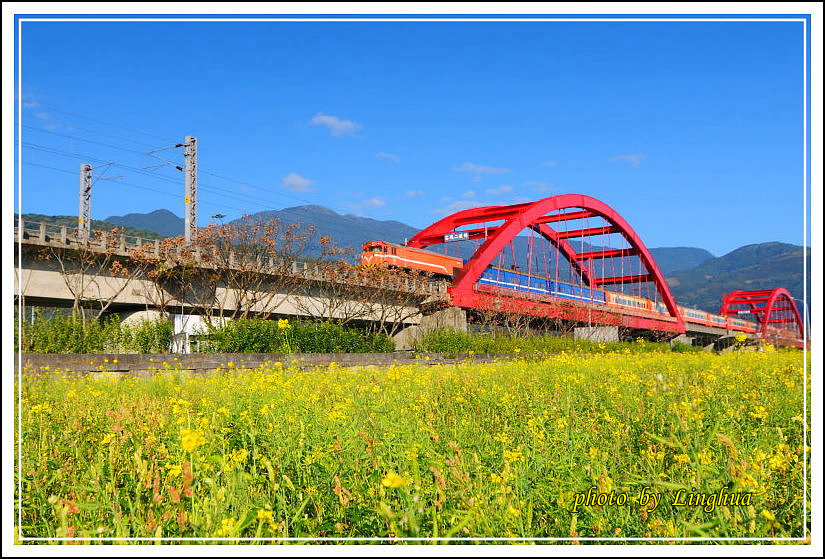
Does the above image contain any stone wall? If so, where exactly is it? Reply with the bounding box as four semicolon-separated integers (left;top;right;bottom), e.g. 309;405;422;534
16;349;515;376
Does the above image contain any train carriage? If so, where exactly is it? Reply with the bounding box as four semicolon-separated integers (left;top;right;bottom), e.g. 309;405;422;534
605;291;652;312
360;240;787;337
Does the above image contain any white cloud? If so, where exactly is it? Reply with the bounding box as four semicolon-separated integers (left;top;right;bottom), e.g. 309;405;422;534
523;181;553;193
432;199;483;216
484;184;513;196
542;161;559;167
462;190;476;198
405;190;424;197
310;113;362;136
281;173;315;192
361;197;386;208
31;111;63;131
506;196;531;204
608;154;646;167
375;152;400;163
453;162;510;179
347;196;388;214
21;92;42;109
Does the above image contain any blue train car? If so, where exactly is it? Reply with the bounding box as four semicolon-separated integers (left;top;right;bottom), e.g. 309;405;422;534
547;279;607;304
478;267;549;295
478;267;607;305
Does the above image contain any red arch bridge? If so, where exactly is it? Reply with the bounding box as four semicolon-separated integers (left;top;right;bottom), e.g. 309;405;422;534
719;288;806;348
375;194;806;347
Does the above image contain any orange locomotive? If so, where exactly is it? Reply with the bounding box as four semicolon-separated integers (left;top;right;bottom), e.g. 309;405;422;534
361;240;463;276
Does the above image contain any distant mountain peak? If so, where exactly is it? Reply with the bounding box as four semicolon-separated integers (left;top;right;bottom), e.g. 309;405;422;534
104;208;184;238
106;208;181;219
280;204;339;216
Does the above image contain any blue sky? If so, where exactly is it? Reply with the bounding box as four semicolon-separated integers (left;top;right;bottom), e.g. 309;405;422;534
16;18;809;256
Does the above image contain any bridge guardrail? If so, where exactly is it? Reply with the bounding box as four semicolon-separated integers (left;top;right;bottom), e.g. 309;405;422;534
15;218;449;296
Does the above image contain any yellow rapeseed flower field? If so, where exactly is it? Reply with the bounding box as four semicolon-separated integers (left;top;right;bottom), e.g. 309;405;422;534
15;350;810;541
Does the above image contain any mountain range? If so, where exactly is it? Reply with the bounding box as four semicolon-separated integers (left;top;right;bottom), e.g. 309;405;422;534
24;206;809;314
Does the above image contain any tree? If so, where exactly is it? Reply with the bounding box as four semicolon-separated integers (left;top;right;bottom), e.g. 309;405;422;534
359;264;438;338
37;227;149;323
292;246;374;325
134;215;318;323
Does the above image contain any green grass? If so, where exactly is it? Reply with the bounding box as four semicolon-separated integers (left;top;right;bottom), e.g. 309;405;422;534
16;349;809;541
413;327;702;355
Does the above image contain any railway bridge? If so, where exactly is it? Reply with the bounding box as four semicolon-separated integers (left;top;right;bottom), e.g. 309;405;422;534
13;192;807;350
403;194;805;348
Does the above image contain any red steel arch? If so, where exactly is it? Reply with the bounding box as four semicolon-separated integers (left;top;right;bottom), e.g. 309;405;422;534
720;288;804;340
408;194;685;333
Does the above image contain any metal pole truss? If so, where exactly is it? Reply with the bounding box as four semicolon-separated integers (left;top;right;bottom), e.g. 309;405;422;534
184;136;198;244
78;163;92;241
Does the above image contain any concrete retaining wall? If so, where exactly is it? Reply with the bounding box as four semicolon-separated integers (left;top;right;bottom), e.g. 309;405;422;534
15;350;519;376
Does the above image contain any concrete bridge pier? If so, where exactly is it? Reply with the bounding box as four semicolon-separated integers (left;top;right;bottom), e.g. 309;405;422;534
393;306;468;350
574;326;619;342
119;309;166;326
669;334;695;347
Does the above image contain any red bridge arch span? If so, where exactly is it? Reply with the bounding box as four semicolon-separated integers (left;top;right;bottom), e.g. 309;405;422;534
720;288;805;342
408;194;685;334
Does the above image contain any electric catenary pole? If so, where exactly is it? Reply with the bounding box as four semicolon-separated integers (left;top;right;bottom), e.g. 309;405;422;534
78;163;92;241
184;136;198;244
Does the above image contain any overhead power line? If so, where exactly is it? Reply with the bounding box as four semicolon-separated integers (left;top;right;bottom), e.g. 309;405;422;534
22;124;158;156
19;102;379;243
22;103;177;144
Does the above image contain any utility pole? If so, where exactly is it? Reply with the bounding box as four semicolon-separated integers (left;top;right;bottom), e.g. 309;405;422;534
78;163;92;241
184;135;198;244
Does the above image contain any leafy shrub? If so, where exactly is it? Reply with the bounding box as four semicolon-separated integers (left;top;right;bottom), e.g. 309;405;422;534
670;340;702;353
121;317;174;353
198;319;394;353
18;311;172;353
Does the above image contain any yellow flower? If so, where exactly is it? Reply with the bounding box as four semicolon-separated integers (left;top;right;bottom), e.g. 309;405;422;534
278;318;291;330
229;448;248;464
381;471;407;489
180;428;206;452
749;405;768;420
165;463;182;477
674;453;690;464
30;403;53;414
503;446;524;463
493;432;513;444
215;518;235;537
257;509;276;528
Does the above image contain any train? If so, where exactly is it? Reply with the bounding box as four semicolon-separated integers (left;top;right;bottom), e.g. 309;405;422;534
361;240;771;334
361;240;463;276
